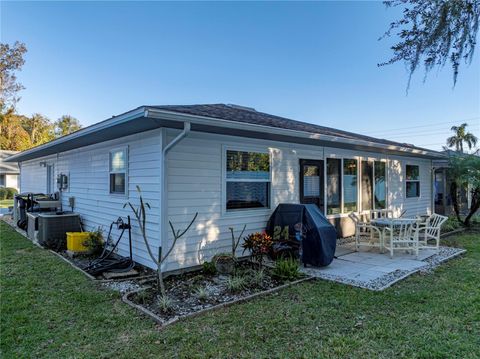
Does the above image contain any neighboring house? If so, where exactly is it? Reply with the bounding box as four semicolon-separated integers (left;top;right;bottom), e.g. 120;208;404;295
5;104;445;272
433;150;477;216
0;150;20;191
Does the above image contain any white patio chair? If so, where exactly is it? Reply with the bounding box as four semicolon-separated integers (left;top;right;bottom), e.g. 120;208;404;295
383;220;421;259
418;213;448;251
349;212;383;252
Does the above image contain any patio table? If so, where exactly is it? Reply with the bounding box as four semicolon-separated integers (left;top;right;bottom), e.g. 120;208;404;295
370;218;418;228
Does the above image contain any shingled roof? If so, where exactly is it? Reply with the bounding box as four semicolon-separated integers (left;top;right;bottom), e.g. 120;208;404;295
6;103;443;163
151;104;430;152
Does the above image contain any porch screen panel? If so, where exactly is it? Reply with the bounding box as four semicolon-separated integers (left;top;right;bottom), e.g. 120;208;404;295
343;159;358;212
361;160;373;211
374;161;386;209
326;158;341;215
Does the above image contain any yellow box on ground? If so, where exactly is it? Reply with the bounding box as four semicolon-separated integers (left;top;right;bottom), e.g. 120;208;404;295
66;232;91;252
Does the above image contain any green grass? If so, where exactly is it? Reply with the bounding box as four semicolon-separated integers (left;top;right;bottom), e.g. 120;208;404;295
1;220;479;358
0;199;13;208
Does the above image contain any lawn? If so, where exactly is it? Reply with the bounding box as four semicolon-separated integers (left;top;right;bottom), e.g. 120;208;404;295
1;221;479;358
0;199;13;208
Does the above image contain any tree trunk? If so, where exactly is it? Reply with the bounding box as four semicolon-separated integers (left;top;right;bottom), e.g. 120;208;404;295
449;182;463;223
464;188;480;227
157;246;166;297
157;265;166;297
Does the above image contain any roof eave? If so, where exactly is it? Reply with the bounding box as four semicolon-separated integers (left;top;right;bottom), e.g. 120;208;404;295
5;105;445;163
4;106;148;163
145;108;445;159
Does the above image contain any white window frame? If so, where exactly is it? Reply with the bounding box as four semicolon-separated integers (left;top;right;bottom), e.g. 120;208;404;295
109;146;129;196
325;157;359;217
405;164;420;198
360;159;388;212
222;145;272;216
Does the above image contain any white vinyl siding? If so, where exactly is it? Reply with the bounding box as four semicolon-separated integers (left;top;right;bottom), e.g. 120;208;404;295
19;129;162;269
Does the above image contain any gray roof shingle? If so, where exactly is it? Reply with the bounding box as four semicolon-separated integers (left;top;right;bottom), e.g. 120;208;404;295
151;104;432;152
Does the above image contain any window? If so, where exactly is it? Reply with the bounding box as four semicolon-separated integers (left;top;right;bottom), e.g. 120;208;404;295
374;162;386;209
109;148;127;194
361;161;373;211
361;160;387;211
343;159;358;212
406;165;420;198
0;174;5;187
326;158;342;215
225;149;270;211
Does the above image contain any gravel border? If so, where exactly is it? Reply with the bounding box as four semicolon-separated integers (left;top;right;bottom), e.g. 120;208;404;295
306;246;466;291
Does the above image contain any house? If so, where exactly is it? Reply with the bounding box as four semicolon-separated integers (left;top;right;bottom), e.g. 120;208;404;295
0;150;20;191
5;104;445;272
433;150;477;216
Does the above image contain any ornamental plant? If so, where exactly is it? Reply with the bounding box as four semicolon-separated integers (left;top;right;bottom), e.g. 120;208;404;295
242;232;273;267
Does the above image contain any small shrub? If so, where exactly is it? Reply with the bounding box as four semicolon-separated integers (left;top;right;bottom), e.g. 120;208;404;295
82;227;104;255
202;260;217;275
5;187;17;199
442;216;463;233
157;295;174;313
226;275;247;293
193;286;209;301
136;290;151;305
249;268;266;287
242;232;273;266
273;258;300;281
0;188;7;200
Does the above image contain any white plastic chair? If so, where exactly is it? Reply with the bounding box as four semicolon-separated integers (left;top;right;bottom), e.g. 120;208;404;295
349;212;383;251
418;213;448;251
383;220;421;259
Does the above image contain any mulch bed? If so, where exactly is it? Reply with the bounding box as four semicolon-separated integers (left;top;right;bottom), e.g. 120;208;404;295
126;261;305;322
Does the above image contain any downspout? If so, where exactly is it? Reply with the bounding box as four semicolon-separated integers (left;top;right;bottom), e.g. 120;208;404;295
160;122;191;271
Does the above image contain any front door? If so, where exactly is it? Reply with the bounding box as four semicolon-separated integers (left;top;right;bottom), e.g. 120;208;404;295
299;159;324;212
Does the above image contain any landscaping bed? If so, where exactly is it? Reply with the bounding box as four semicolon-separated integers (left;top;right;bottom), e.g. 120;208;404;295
124;260;307;324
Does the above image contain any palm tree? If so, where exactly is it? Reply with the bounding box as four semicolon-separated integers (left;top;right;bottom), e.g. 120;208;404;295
446;123;478;153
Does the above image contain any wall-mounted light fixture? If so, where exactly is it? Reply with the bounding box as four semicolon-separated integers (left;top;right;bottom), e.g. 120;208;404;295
39;161;47;167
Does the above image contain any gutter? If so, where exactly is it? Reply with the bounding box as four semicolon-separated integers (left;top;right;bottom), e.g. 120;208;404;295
145;108;445;159
160;122;191;271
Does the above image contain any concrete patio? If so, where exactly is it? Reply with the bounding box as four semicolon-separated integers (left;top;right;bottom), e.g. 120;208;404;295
301;242;466;291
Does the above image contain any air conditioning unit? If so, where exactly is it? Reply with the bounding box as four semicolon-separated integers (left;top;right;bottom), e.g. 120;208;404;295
37;213;81;251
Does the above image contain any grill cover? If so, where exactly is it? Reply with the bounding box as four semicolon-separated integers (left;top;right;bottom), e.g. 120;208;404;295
266;203;337;267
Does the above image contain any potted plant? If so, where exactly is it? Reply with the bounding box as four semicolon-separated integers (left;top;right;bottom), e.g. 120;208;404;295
213;253;235;274
212;225;247;275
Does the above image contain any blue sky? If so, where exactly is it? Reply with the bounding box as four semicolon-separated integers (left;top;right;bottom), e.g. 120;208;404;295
2;1;479;151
